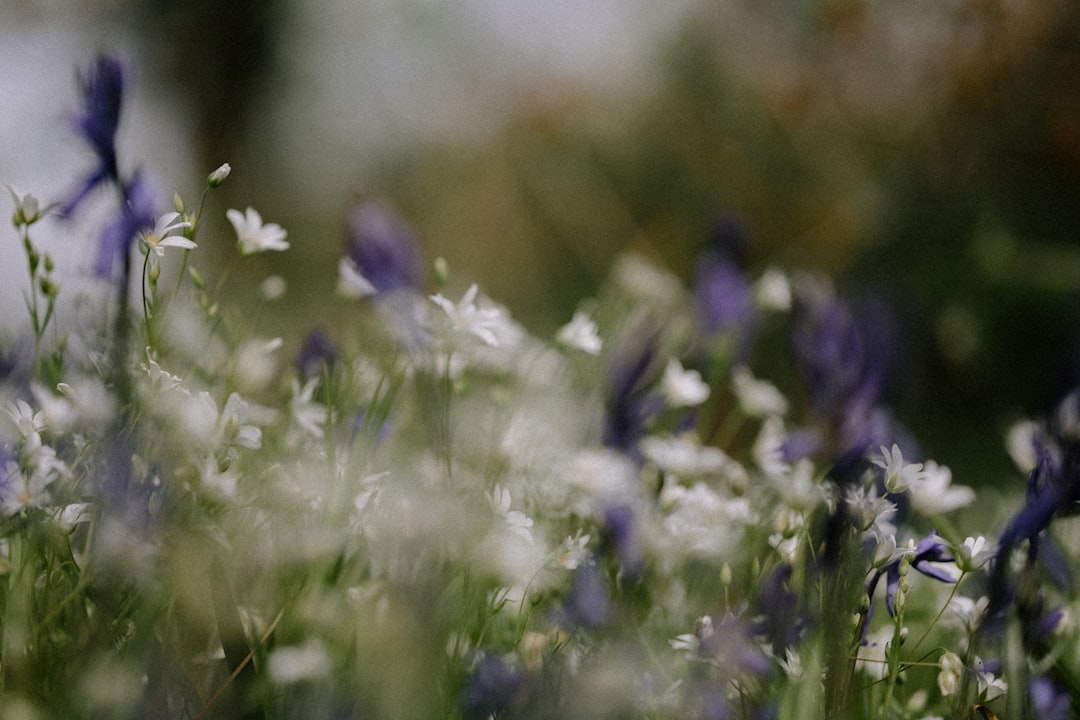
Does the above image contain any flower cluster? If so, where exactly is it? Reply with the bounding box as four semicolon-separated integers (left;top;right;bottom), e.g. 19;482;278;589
0;53;1077;720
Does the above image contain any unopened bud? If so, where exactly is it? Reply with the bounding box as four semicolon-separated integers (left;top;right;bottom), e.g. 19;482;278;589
174;193;185;214
207;162;231;188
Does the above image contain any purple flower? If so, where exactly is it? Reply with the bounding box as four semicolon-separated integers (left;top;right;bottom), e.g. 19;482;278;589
95;174;156;278
602;503;644;579
602;311;665;453
461;654;524;720
694;257;754;349
342;199;423;297
868;533;957;617
65;54;125;215
296;328;338;379
559;563;610;628
1030;676;1071;720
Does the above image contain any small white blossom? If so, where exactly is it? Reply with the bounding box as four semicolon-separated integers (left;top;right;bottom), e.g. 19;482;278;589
661;359;710;408
430;284;505;347
956;536;993;572
730;365;788;417
907;460;975;515
337;257;377;298
487;485;534;543
973;656;1007;701
227;207;289;255
555;530;590;569
207;162;231;187
289;377;327;440
556;311;603;355
140;212;194;256
873;444;926;494
267;639;332;684
6;399;46;442
142;348;184;391
753;268;792;312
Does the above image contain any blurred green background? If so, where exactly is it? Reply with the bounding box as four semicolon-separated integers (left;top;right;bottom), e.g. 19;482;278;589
4;0;1080;484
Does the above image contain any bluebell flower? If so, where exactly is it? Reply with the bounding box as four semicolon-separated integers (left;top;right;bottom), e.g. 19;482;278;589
1030;676;1071;720
65;54;125;215
751;563;803;654
694;257;754;351
461;654;525;720
559;562;610;628
296;327;338;379
790;279;903;456
601;503;644;580
339;199;423;298
95;174;156;278
867;533;957;617
602;311;665;453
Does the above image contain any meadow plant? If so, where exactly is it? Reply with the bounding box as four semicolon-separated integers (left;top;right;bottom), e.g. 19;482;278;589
1;54;1079;720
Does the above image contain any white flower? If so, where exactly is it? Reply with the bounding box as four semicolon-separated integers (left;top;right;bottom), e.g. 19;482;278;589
556;311;602;355
289;377;327;440
139;212;194;256
973;656;1007;701
661;359;710;408
872;444;925;494
430;284;505;346
730;365;788;417
337;257;377;298
956;536;993;572
907;460;975;515
753;268;791;312
937;651;963;696
6;399;46;442
6;186;56;226
267;639;332;684
554;530;590;569
141;348;184;391
227;207;289;254
487;485;534;543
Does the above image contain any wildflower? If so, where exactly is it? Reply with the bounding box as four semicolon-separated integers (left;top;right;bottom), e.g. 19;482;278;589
955;536;993;572
267;639;332;684
141;348;184;391
973;657;1007;701
730;365;788;417
754;267;792;312
936;651;963;696
555;530;591;569
602;311;664;452
556;311;603;355
96;173;156;277
289;377;327;440
139;212;194;256
693;215;756;356
487;485;534;543
64;54;125;214
6;187;56;227
206;162;231;187
6;398;47;442
461;653;525;720
873;443;926;494
560;562;609;628
295;327;337;379
337;199;422;298
1030;676;1071;720
661;358;710;408
227;207;289;254
429;284;505;346
907;460;975;515
868;533;958;617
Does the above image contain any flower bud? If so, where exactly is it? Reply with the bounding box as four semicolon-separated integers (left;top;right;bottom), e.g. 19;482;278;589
207;162;231;188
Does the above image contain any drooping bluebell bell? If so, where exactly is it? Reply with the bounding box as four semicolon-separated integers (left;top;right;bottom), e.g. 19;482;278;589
866;533;957;617
559;562;610;629
1030;676;1072;720
64;54;126;216
461;653;525;720
95;173;156;279
296;327;338;379
790;278;905;456
602;310;665;453
343;199;423;297
693;215;755;359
